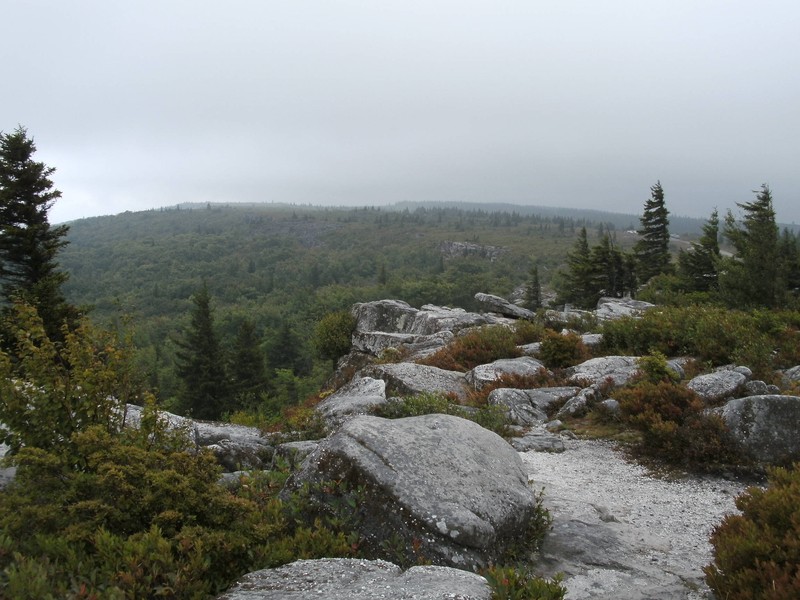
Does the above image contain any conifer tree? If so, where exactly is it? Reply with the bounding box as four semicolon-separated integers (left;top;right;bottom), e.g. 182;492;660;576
174;285;229;420
634;181;673;283
229;319;267;408
678;209;721;292
720;184;781;308
557;227;595;308
523;262;542;311
0;127;77;341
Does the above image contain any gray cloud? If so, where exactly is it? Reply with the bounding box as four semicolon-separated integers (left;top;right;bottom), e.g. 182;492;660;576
4;1;799;225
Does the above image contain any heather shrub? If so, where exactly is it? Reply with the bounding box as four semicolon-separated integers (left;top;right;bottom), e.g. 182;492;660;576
705;464;800;599
538;329;589;369
513;319;546;345
417;326;521;372
616;378;741;467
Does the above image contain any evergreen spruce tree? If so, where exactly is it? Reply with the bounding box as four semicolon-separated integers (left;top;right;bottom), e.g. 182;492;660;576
678;209;721;292
557;227;595;308
634;181;673;284
523;262;542;311
589;234;627;299
720;184;781;308
174;285;229;420
0;127;77;341
778;228;800;299
229;319;267;409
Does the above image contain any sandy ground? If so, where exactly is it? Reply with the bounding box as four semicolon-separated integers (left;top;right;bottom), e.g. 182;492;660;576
520;439;750;599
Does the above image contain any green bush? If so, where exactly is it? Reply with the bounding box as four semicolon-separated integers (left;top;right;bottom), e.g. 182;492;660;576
417;325;521;372
705;464;800;599
601;305;800;379
373;393;512;438
538;330;589;369
484;566;565;600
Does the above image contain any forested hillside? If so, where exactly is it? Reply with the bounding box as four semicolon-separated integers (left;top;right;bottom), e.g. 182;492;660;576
60;202;620;407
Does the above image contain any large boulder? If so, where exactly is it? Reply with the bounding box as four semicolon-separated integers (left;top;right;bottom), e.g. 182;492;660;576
350;300;497;358
487;386;580;426
567;356;640;387
687;369;748;404
782;365;800;386
465;357;546;390
362;363;468;400
594;297;655;321
474;292;536;320
216;558;490;600
316;377;388;427
717;395;800;465
122;404;274;472
283;414;540;569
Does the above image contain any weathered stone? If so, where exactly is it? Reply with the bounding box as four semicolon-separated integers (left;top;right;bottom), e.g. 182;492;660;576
487;386;580;426
473;292;536;320
599;398;621;416
275;440;320;470
594;297;655;321
581;333;604;347
362;363;468;400
352;299;420;334
440;240;507;263
687;369;748;404
511;430;566;453
283;414;539;569
717;395;800;465
316;377;387;427
743;380;769;397
216;558;491;600
567;356;640;387
465;357;545;390
519;341;541;356
487;389;548;426
123;404;274;472
556;386;598;419
784;365;800;384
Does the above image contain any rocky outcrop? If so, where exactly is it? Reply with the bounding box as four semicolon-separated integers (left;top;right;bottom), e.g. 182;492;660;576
782;365;800;386
0;441;15;490
511;429;566;453
473;292;535;320
465;357;546;390
350;300;503;359
594;297;655;321
567;356;640;387
488;386;580;426
439;240;507;263
687;368;749;404
283;414;540;569
717;395;800;464
362;362;468;400
217;558;490;600
123;404;274;472
315;377;388;427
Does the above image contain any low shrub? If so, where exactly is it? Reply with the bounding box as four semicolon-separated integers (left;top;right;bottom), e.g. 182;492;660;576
705;464;800;599
484;567;565;600
616;376;742;468
601;305;800;380
372;392;512;437
513;319;546;345
417;326;521;372
538;330;590;369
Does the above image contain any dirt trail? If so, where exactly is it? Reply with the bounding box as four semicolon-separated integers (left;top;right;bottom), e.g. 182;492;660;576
521;439;748;599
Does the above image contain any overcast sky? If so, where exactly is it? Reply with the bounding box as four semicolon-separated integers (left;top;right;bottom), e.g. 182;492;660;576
4;1;799;224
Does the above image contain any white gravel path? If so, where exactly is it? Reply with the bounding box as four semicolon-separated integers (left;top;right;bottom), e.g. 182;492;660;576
520;438;750;599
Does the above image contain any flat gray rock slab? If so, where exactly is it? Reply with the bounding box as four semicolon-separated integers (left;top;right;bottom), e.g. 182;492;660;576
567;356;639;387
362;362;468;400
687;370;747;404
284;414;538;569
717;395;800;464
316;377;388;426
466;356;546;390
216;558;490;600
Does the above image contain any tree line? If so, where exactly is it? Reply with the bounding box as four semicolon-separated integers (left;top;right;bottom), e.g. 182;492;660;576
555;181;800;310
